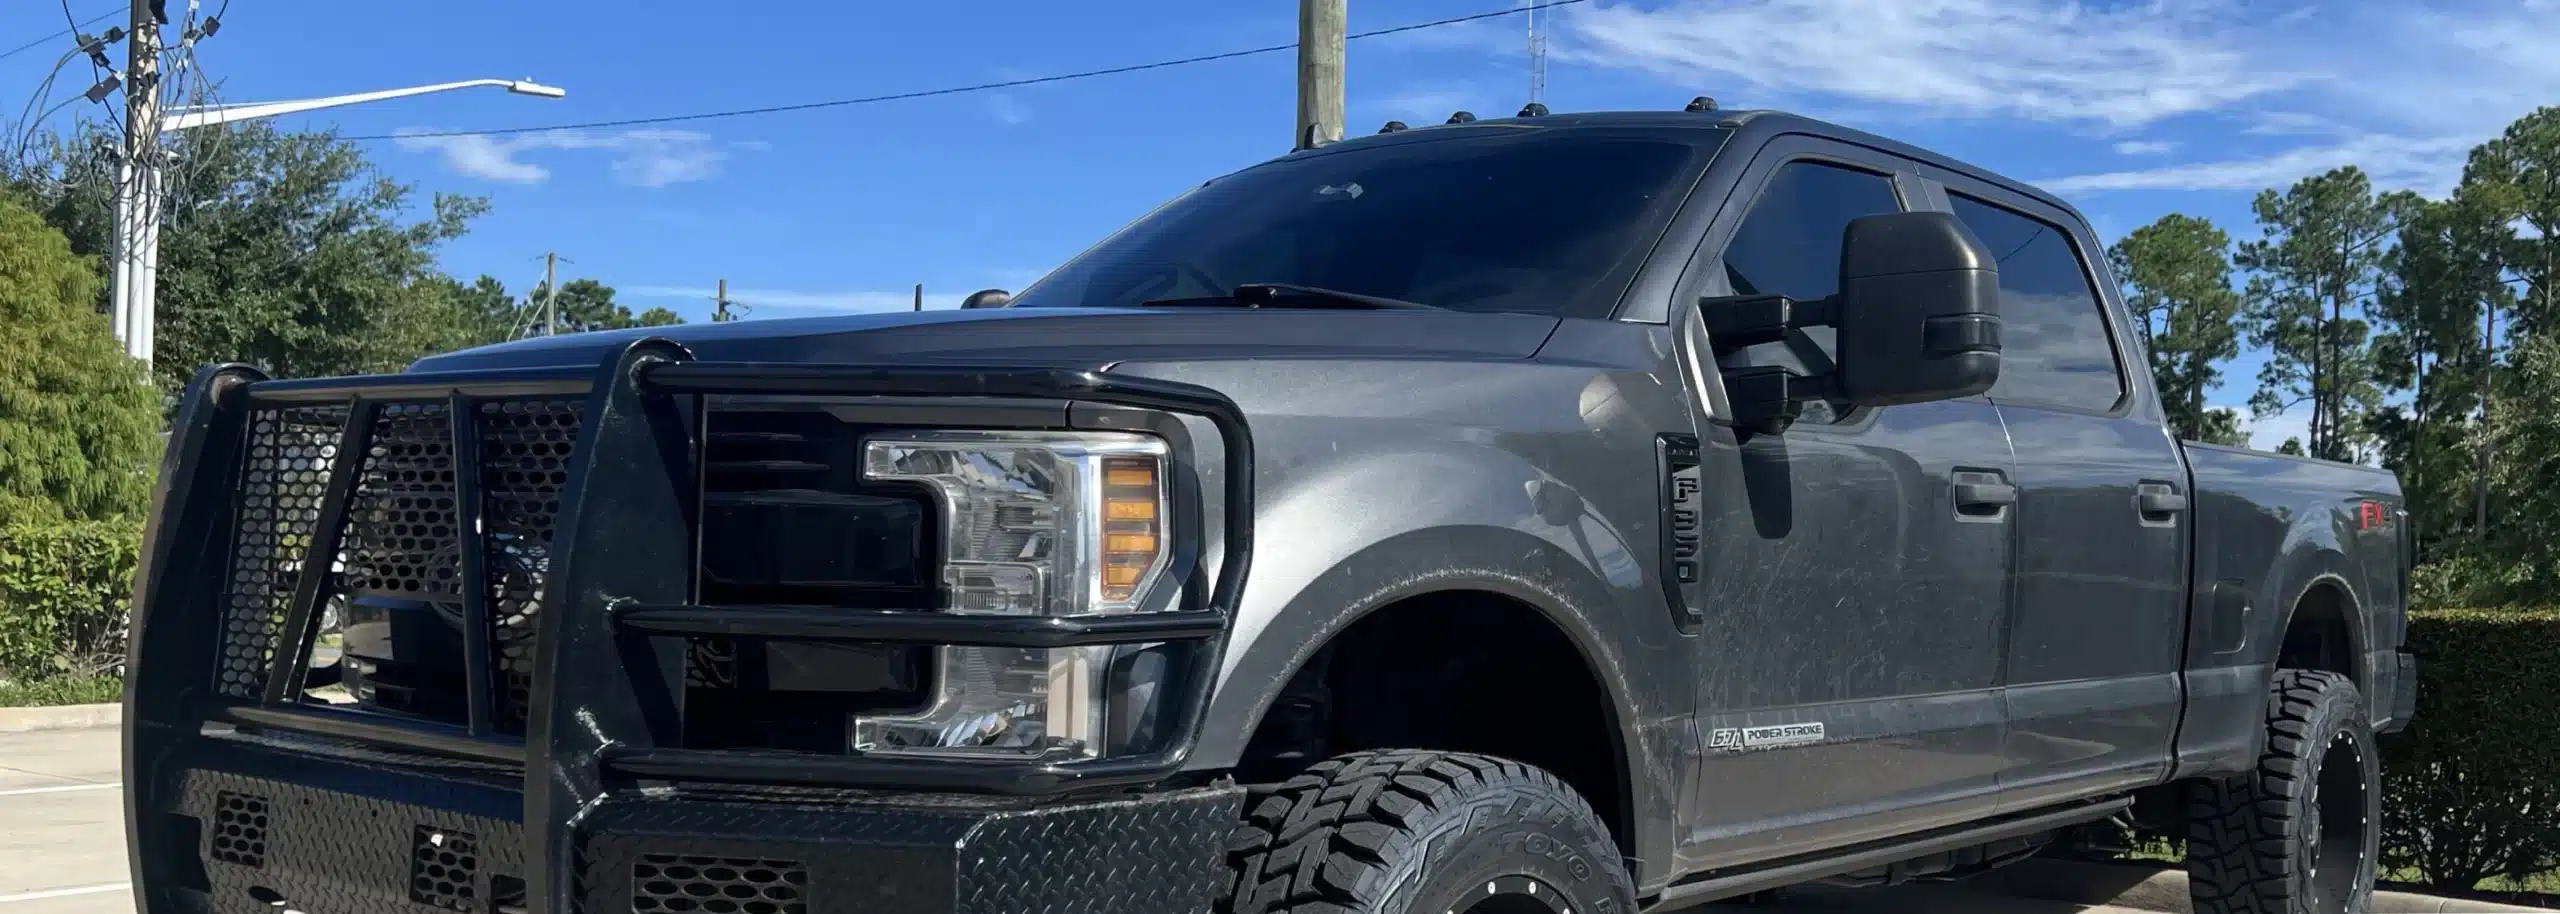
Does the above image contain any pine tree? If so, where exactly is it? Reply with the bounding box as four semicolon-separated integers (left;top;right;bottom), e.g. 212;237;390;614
0;198;161;521
2237;167;2393;462
523;278;684;335
2109;214;2243;444
2371;189;2509;551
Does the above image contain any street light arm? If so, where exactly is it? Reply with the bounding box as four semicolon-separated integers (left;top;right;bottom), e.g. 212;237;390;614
162;79;565;131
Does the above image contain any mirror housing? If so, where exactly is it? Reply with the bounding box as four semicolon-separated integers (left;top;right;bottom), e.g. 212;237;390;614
1701;210;2001;435
961;288;1014;309
1832;211;2001;406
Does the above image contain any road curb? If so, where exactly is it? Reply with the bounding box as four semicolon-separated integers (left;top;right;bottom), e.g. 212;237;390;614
0;702;120;733
1984;859;2553;913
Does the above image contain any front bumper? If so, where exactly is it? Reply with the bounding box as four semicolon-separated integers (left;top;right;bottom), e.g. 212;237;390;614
150;736;1243;914
123;340;1257;914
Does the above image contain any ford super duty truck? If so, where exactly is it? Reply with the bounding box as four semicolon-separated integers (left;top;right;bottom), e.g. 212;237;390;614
123;105;2413;914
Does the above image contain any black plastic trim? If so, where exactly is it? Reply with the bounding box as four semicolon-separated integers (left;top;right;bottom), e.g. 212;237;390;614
246;366;591;403
218;705;528;765
614;604;1227;647
449;392;499;735
264;400;378;706
1652;798;2129;907
126;363;268;906
599;746;1184;795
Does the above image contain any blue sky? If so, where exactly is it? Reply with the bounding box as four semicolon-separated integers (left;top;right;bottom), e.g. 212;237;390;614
6;0;2557;449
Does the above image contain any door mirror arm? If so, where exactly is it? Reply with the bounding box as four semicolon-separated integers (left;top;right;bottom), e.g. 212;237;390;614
1699;295;1842;437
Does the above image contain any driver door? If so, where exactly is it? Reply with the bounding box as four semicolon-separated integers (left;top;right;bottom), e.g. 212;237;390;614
1664;139;2019;872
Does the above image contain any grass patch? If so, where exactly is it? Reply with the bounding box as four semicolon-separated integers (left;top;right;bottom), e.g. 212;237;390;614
0;675;122;707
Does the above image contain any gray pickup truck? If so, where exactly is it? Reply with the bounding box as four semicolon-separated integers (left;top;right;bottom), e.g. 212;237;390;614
124;104;2413;914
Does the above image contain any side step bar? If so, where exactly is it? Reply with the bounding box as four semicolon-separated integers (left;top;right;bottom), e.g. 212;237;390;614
1645;798;2131;911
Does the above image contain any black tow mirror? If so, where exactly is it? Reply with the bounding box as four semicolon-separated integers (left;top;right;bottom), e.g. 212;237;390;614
1832;211;2001;406
1701;210;2000;434
961;288;1014;309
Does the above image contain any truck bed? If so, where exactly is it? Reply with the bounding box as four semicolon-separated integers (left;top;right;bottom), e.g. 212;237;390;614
2172;440;2412;776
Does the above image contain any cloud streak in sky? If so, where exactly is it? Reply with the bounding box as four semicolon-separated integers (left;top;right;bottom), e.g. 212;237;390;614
395;128;759;187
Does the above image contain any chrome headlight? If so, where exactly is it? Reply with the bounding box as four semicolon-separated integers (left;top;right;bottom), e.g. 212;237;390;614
851;430;1175;760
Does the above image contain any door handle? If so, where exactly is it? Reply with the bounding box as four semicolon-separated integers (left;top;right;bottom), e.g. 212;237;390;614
1952;470;2016;519
2137;482;2187;522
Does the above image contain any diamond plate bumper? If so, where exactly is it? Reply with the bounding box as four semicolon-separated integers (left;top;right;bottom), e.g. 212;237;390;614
142;737;1243;914
125;344;1258;914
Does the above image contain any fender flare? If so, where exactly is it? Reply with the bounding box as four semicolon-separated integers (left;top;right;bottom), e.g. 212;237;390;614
1192;524;1663;870
2265;553;2372;691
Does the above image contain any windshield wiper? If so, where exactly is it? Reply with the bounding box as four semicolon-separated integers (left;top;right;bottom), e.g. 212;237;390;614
1142;283;1444;311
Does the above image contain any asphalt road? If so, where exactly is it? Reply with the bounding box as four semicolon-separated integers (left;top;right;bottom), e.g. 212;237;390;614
0;725;2146;914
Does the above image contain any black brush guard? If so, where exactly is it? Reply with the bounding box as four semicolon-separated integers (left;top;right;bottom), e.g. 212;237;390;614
124;338;1254;914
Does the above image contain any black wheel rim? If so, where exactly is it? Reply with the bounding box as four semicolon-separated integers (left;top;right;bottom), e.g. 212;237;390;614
1452;875;1571;914
2306;729;2371;910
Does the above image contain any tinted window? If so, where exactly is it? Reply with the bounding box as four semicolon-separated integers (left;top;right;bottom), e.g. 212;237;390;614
1947;194;2124;410
1722;161;1903;303
1716;161;1903;420
1009;132;1715;316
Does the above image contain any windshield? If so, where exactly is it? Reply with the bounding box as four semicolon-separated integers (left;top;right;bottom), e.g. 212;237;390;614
1009;129;1722;317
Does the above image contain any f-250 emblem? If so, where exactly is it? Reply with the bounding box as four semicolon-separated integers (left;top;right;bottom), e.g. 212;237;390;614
1658;435;1704;630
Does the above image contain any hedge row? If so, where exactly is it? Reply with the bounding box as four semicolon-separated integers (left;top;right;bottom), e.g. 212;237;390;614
0;521;139;684
2383;607;2560;892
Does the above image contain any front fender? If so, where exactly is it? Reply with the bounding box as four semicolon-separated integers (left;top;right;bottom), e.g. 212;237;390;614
1186;446;1680;883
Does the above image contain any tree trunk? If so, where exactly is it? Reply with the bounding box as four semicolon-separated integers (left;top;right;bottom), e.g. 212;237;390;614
2476;301;2496;539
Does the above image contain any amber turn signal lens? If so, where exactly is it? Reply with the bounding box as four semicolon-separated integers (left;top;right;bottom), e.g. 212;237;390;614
1099;457;1163;604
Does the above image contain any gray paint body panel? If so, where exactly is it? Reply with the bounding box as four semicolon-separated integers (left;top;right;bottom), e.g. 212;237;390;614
393;110;2411;894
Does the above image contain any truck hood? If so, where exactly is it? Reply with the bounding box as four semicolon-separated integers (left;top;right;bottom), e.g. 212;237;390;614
407;307;1560;373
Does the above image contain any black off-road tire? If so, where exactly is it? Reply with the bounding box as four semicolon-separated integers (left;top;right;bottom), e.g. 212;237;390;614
1220;750;1636;914
2187;669;2381;914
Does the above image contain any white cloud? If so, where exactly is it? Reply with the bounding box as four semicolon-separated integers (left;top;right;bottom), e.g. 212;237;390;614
988;93;1029;126
2040;133;2476;196
628;285;968;313
395;128;758;187
1540;0;2555;205
1561;0;2293;127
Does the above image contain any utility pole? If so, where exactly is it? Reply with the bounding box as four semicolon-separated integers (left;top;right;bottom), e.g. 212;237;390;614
114;0;164;363
714;278;734;322
913;283;923;312
1527;0;1547;106
541;252;559;335
1295;0;1344;149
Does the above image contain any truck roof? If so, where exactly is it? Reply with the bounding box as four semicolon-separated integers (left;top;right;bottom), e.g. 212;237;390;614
1291;108;2089;230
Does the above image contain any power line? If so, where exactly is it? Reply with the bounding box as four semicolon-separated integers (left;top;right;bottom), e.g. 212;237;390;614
347;0;1591;142
1;6;116;62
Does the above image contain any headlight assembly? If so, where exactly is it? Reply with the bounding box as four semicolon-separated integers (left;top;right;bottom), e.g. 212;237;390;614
852;430;1176;760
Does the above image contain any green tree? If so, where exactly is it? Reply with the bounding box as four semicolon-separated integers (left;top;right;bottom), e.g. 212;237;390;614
2237;167;2393;462
9;123;489;393
2457;106;2560;548
2110;213;2243;443
0;198;160;521
2465;106;2560;336
2371;189;2510;552
2196;407;2248;448
2484;333;2560;603
523;278;683;335
417;273;530;351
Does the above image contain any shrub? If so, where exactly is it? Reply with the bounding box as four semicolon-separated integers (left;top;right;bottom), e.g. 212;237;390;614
0;520;139;684
2382;608;2560;891
0;196;161;522
0;674;121;707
